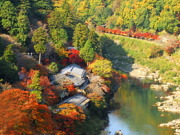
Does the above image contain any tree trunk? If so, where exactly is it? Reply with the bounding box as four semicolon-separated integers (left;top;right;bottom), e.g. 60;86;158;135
38;53;41;64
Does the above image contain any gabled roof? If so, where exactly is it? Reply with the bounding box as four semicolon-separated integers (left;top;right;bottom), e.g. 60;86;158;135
61;64;86;78
60;94;90;108
51;64;88;87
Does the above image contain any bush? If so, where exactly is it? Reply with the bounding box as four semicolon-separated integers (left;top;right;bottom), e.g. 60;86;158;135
148;46;164;58
164;46;175;56
47;62;58;74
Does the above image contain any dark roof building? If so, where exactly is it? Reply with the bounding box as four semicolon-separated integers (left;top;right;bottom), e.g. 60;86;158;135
60;94;90;110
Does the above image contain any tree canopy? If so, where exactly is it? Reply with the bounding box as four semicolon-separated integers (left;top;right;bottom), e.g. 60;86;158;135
88;59;113;78
0;89;55;135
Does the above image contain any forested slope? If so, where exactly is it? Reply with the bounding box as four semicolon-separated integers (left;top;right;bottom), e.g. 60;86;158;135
66;0;179;34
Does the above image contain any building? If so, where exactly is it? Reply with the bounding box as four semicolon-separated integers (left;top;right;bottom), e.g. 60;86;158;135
51;64;89;89
59;94;90;110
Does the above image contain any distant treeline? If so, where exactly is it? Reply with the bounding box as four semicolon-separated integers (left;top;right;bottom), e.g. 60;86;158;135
66;0;180;34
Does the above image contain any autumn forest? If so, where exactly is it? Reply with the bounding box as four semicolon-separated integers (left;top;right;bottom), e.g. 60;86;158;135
0;0;179;135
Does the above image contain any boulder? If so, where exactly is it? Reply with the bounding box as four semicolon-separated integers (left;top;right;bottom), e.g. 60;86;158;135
114;130;123;135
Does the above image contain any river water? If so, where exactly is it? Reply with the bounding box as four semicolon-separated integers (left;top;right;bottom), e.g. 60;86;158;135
103;81;179;135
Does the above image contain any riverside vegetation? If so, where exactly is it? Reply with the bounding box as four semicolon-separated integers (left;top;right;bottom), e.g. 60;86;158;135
99;32;180;135
0;0;179;134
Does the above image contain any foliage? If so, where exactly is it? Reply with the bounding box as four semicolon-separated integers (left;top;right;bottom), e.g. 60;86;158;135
87;93;107;118
50;28;68;44
30;0;53;18
66;84;76;95
43;86;60;105
32;27;48;48
0;81;12;92
88;30;101;54
27;70;42;90
30;89;42;102
72;23;89;49
47;10;64;30
164;46;175;56
32;27;48;64
0;89;56;135
0;1;17;34
68;48;85;66
103;34;179;84
3;44;16;63
16;9;30;45
47;62;59;74
80;40;95;63
55;103;86;135
33;64;49;76
148;46;164;58
0;57;18;83
89;59;112;78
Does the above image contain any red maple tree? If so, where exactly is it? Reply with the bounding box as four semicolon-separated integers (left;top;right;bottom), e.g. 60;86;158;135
0;89;56;135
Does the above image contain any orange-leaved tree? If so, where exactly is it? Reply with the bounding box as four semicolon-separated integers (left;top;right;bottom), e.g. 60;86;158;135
43;86;60;105
0;89;57;135
54;103;86;135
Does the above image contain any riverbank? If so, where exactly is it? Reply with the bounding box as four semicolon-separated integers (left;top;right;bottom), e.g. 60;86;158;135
100;33;180;134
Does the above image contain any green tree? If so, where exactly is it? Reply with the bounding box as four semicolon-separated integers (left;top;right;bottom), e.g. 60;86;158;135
50;28;68;44
158;10;179;33
0;37;5;56
28;70;43;102
88;30;101;54
73;23;89;49
28;70;42;91
47;62;58;74
30;0;53;19
47;10;63;30
80;40;95;63
0;1;17;35
32;27;48;64
89;59;112;78
0;57;18;83
16;9;30;45
3;44;16;63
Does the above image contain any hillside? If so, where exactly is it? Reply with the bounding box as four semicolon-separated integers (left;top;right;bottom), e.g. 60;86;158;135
99;32;180;85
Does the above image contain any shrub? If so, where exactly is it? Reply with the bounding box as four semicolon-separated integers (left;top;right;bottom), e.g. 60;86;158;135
47;62;58;74
164;46;175;56
148;46;164;58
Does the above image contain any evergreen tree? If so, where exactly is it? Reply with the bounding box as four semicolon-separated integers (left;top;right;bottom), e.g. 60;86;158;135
50;28;68;44
30;0;53;19
47;10;63;30
88;30;101;54
0;1;17;35
16;9;30;45
73;23;89;49
32;27;48;64
0;38;4;56
0;58;18;83
80;40;95;63
3;44;16;63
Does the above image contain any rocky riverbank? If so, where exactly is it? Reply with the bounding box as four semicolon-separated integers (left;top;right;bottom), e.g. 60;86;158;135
113;61;180;134
159;119;180;135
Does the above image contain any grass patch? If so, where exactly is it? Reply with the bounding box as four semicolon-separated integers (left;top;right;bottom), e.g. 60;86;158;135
102;34;180;84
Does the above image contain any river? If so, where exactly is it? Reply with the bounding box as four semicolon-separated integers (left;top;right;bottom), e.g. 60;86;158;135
103;81;179;135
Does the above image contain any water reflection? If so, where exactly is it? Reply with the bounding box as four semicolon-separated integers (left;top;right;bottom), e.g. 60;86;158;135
104;82;178;135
